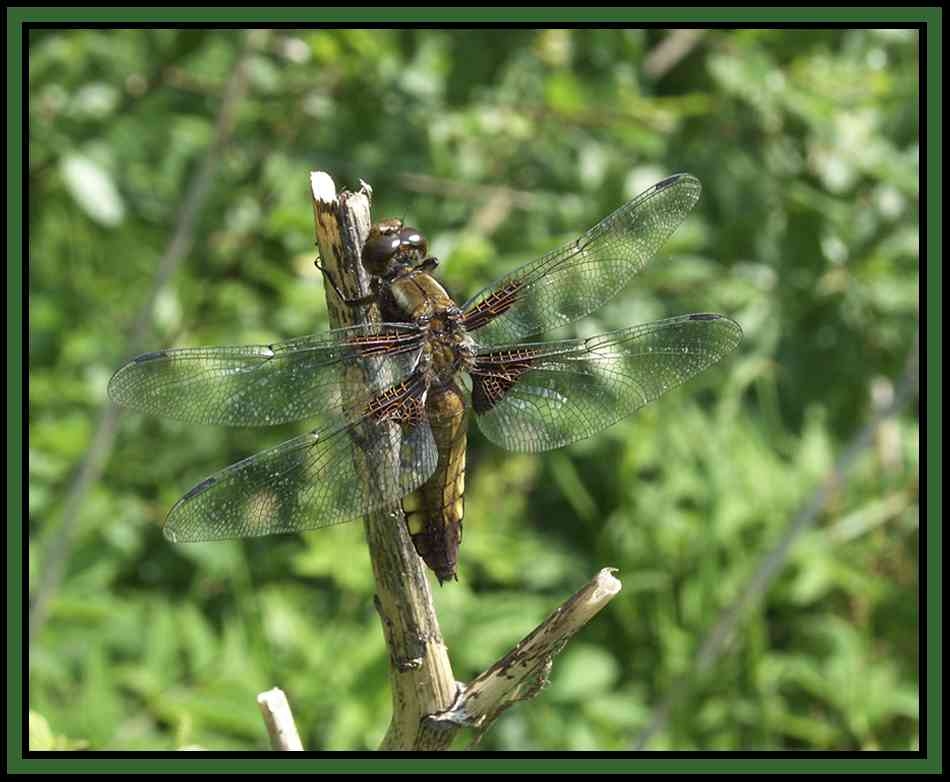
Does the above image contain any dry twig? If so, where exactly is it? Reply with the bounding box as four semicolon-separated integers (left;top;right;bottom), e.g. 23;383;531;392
427;568;623;746
309;172;458;751
257;688;304;751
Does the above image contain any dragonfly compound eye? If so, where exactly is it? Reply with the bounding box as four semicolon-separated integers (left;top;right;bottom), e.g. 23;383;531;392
399;227;428;257
362;234;402;275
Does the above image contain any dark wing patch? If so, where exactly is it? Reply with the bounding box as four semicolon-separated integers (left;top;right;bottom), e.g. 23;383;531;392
461;279;525;333
366;374;430;426
470;348;540;414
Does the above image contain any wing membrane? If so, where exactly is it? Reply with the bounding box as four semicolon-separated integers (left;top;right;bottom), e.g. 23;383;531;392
164;377;438;542
462;174;702;346
108;323;424;428
472;314;742;452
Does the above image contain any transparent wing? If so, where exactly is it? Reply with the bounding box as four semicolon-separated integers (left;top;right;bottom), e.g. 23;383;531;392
108;323;424;428
461;174;702;346
471;314;742;452
164;379;438;542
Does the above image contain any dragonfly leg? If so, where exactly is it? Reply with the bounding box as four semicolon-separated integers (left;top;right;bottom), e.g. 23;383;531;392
314;258;377;307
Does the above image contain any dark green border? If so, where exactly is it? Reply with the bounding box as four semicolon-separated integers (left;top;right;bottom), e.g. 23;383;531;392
5;6;947;24
9;6;940;774
9;1;26;772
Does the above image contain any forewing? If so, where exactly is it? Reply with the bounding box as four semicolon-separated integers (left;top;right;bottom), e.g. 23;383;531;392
462;174;702;346
472;314;742;452
108;323;424;428
164;378;438;542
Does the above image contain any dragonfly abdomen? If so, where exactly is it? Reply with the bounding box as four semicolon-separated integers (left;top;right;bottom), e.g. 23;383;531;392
403;382;467;583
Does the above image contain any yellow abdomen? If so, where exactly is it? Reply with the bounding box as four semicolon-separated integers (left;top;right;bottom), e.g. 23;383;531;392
403;382;468;583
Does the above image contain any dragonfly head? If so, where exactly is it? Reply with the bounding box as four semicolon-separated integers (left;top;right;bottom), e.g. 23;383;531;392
362;219;429;278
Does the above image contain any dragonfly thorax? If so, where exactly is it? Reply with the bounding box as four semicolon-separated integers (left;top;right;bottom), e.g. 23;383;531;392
419;310;476;386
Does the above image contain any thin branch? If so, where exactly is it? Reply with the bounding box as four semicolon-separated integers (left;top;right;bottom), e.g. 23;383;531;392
465;189;515;237
644;29;707;79
632;333;920;749
257;688;304;751
427;568;622;746
28;34;254;646
309;171;458;751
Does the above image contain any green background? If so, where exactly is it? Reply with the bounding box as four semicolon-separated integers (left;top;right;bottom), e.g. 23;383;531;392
26;25;921;754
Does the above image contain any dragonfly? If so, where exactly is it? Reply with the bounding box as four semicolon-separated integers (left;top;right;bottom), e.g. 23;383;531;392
109;173;742;583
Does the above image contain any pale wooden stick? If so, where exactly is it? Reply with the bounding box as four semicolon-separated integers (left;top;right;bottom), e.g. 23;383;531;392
426;568;623;744
309;171;458;751
257;688;304;751
643;29;707;78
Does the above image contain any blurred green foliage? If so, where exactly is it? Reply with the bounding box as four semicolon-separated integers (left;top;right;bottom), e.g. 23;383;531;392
28;28;919;751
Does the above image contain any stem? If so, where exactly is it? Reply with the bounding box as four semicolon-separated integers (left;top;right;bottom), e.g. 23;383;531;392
427;568;623;746
309;172;457;751
257;688;304;751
